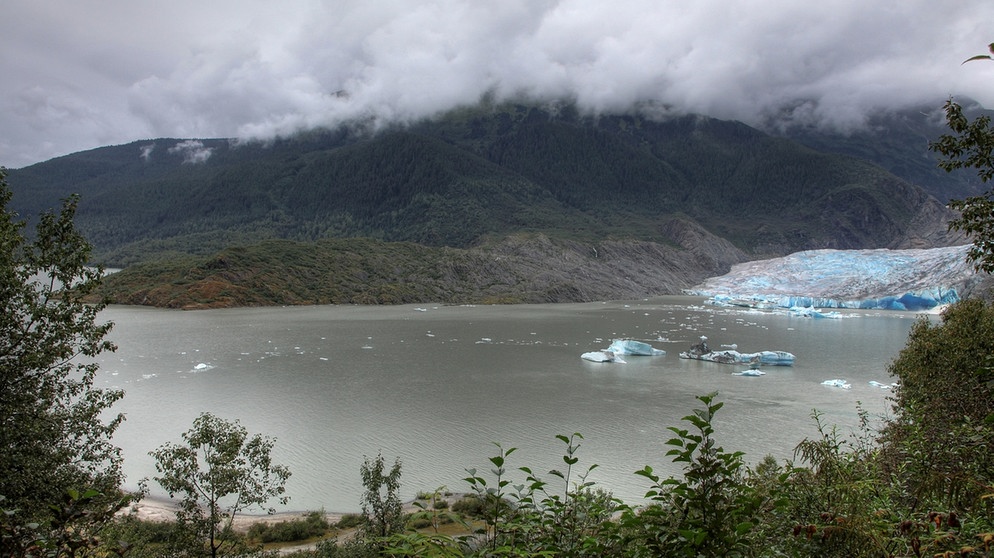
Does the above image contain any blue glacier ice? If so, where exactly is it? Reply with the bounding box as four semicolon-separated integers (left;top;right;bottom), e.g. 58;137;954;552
607;339;666;356
688;246;976;311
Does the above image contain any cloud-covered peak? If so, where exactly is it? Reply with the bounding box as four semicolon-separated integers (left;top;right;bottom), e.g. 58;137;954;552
3;0;994;168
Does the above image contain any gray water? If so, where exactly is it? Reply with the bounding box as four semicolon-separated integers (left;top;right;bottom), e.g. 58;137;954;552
96;297;924;513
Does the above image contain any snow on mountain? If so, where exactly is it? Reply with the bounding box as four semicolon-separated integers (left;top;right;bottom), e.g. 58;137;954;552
688;245;975;311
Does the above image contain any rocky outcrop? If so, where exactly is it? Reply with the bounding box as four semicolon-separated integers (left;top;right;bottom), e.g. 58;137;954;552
895;197;967;249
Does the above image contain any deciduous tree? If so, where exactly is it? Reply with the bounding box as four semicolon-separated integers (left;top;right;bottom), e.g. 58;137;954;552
0;167;125;513
149;412;291;558
359;453;403;541
929;42;994;272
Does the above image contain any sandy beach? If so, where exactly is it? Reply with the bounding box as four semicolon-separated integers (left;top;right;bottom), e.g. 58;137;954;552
124;496;347;532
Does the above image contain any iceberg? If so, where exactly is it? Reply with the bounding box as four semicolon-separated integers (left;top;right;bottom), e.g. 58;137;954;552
789;306;842;319
680;349;795;366
581;350;626;363
732;368;766;377
679;337;795;366
607;339;666;356
868;380;898;389
582;339;665;363
821;379;852;389
689;246;975;311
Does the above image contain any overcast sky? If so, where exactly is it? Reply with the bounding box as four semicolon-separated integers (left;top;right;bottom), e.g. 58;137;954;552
2;1;994;168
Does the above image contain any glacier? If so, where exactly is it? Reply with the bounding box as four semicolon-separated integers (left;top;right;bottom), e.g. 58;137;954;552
688;246;976;312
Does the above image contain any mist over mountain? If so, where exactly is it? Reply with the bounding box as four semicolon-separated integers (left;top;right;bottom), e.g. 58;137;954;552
5;102;969;306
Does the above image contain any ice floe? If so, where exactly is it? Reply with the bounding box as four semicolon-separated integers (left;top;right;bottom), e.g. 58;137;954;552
821;379;852;389
581;338;667;363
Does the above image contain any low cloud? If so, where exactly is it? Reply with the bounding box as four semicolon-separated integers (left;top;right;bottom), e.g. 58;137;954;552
3;0;994;167
167;140;213;164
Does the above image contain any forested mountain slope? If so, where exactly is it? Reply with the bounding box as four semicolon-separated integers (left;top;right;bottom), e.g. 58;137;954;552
4;103;965;306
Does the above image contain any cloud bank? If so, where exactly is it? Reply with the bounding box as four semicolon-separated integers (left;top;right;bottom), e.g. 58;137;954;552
2;0;994;168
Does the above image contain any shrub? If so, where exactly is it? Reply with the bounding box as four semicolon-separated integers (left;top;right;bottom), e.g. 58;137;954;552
880;299;994;510
335;514;364;530
248;511;329;543
450;495;486;519
632;392;762;557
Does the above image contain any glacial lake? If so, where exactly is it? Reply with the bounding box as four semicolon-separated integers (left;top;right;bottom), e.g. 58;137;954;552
96;297;925;513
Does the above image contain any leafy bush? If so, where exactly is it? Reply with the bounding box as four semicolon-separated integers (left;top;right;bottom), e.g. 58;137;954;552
335;514;364;529
450;494;486;519
881;298;994;509
632;392;761;557
248;511;329;543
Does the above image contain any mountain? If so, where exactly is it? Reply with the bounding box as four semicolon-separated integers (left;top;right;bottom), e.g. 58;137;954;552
92;227;746;309
3;102;968;306
776;102;991;203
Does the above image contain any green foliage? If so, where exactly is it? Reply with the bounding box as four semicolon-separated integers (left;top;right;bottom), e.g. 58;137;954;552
0;166;131;555
632;392;761;557
358;453;404;541
927;45;994;272
881;299;994;509
929;99;994;272
149;412;291;558
459;436;626;557
450;494;487;519
758;410;896;557
334;514;364;530
462;443;518;553
407;487;461;534
246;511;329;543
96;513;186;558
1;490;133;558
7;102;933;268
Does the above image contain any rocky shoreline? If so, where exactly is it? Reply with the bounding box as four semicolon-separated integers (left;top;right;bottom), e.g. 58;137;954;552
124;496;347;532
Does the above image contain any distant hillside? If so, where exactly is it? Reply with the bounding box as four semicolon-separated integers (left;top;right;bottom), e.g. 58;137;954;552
6;102;969;306
94;225;747;309
777;102;991;203
7;103;959;266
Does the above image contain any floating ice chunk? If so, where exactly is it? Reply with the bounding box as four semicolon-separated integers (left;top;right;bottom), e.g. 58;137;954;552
680;348;795;366
194;363;210;370
868;380;897;389
581;350;626;363
790;306;843;319
732;369;765;377
821;379;852;389
607;339;665;356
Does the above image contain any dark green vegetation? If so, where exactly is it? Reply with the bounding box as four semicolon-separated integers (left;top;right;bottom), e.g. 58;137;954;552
91;230;745;308
148;412;291;558
247;512;329;544
9;104;949;262
7;102;967;306
931;96;994;272
783;102;991;202
0;168;133;555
